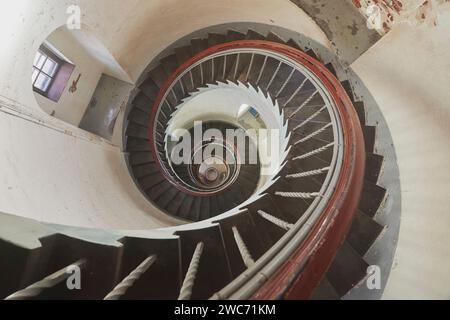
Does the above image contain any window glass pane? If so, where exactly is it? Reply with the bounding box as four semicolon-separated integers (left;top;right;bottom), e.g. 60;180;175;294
34;73;52;92
32;68;39;84
34;52;46;69
33;52;42;67
42;58;58;76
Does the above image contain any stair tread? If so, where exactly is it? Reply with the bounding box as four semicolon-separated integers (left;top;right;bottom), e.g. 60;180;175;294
326;241;369;297
347;210;384;257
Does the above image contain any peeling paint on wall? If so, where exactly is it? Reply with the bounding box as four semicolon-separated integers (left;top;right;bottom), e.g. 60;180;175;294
351;0;448;33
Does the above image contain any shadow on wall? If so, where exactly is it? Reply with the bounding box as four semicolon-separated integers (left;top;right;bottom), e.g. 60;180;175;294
32;24;133;141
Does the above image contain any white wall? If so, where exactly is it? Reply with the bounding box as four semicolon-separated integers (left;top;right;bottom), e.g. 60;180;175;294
352;4;450;299
34;27;103;126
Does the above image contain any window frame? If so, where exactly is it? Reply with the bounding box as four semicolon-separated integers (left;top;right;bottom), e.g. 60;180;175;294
32;46;63;97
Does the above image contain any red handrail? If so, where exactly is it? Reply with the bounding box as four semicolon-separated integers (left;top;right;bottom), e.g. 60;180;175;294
149;41;366;299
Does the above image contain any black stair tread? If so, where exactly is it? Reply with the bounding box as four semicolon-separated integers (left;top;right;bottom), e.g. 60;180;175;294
117;237;181;299
246;206;287;250
221;190;242;209
230;179;256;199
347;210;385;257
310;277;340;300
171;77;185;98
353;101;366;124
244;193;296;226
226;30;246;41
255;56;282;89
126;121;150;140
191;197;203;221
278;79;314;108
139;78;160;100
274;70;305;101
266;32;285;44
180;72;195;93
199;197;211;221
216;193;240;213
212;55;226;82
340;80;355;102
278;159;330;185
216;193;227;213
225;53;248;83
201;59;214;85
363;126;377;153
286;39;302;50
266;188;313;222
191;38;209;54
174;45;194;65
175;226;233;299
287;117;333;140
208;33;227;47
326;241;369;297
156;187;180;209
239;168;260;182
132;92;154;114
126;137;151;152
0;235;57;299
282;83;319;109
264;62;294;94
223;53;238;82
139;172;166;191
359;181;387;218
149;65;169;88
366;153;384;183
246;29;266;40
190;63;204;87
235;53;255;83
288;124;334;148
246;53;268;86
147;180;173;199
209;196;220;218
275;171;326;196
131;162;159;179
177;196;195;220
215;211;268;278
38;235;122;299
160;54;179;76
128;151;154;166
127;108;150;127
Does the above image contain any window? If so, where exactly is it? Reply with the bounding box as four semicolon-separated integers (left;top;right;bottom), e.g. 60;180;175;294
32;50;59;93
32;45;75;102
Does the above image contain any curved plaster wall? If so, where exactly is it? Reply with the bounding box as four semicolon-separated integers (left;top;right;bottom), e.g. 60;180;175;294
351;4;450;299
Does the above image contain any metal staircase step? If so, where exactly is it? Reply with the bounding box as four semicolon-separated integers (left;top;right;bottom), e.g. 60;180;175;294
366;153;384;183
226;30;246;41
311;277;340;300
131;163;159;179
326;241;369;297
115;237;181;300
245;29;266;40
347;210;385;257
359;181;387;218
176;226;233;299
128;151;154;166
160;54;179;76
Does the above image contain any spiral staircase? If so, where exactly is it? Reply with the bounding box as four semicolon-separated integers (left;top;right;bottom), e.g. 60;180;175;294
0;29;390;300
